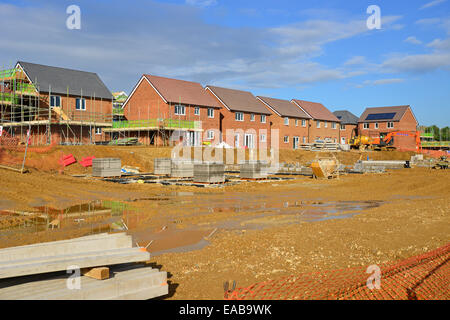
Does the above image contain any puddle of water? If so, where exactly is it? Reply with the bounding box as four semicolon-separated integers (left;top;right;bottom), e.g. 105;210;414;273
2;192;385;256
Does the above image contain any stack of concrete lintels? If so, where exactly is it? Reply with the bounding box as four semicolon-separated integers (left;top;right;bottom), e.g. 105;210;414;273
154;158;172;175
171;159;199;178
194;162;225;183
0;233;168;300
339;144;350;151
311;141;340;151
239;160;269;179
352;160;409;173
93;158;122;177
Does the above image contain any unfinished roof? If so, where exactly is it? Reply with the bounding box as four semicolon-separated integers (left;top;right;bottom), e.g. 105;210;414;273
257;96;311;119
144;75;220;108
292;99;340;122
205;86;271;115
358;105;411;123
17;61;113;100
333;110;359;125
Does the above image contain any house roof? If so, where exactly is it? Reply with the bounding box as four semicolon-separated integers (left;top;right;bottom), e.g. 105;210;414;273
291;99;340;122
257;96;311;119
358;105;411;123
205;86;271;115
17;61;113;100
144;74;220;108
333;110;359;125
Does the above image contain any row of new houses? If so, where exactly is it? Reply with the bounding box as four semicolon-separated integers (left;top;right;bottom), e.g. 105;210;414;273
0;61;419;150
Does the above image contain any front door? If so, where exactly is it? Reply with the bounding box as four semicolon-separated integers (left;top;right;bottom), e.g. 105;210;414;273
244;134;254;149
293;136;299;149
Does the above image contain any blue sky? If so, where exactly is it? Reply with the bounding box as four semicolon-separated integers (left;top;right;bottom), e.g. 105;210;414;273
0;0;449;126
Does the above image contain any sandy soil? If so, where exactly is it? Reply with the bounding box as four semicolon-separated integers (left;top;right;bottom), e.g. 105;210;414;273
0;146;448;299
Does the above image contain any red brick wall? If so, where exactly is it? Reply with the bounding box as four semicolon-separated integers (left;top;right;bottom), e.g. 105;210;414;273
358;108;418;150
339;124;357;144
268;113;309;149
124;77;220;142
308;119;340;143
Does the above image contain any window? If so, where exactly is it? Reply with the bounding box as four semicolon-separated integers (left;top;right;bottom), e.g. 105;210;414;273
194;107;200;116
324;121;328;128
316;121;321;128
235;112;244;121
303;136;307;143
76;98;86;110
250;114;255;121
340;124;346;130
207;130;214;139
363;123;369;129
50;95;61;108
295;119;298;126
260;134;266;143
302;119;306;127
332;122;337;129
208;108;214;118
284;136;289;143
235;134;240;147
261;115;266;123
95;127;102;135
387;122;394;129
374;122;379;129
284;117;289;126
174;104;185;115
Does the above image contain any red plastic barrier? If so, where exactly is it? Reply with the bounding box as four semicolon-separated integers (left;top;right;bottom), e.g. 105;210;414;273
79;156;95;167
59;154;77;167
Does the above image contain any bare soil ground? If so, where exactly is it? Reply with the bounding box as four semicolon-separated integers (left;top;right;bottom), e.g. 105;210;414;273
0;146;448;299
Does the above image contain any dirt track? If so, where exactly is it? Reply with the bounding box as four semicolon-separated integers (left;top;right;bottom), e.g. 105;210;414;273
0;147;448;299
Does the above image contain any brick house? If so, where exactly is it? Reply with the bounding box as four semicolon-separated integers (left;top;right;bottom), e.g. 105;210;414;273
205;86;272;149
291;99;341;143
0;61;113;145
257;96;311;149
333;110;359;145
119;75;221;146
358;105;419;150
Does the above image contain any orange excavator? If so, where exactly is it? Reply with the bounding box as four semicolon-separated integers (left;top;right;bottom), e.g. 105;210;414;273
350;131;422;151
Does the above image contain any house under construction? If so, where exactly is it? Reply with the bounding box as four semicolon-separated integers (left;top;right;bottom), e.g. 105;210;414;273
0;61;113;146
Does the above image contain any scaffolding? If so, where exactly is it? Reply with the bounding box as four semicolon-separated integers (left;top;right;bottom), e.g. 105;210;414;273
0;66;113;146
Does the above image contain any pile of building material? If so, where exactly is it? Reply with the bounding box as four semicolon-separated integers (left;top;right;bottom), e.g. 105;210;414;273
339;144;351;151
300;141;340;151
239;161;269;179
194;162;225;183
0;233;167;300
154;158;172;175
351;160;409;173
93;158;122;177
171;159;196;178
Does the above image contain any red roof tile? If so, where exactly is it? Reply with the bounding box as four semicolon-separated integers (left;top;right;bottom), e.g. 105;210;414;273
292;99;340;122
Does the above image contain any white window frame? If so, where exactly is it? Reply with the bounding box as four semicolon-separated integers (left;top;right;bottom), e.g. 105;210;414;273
303;136;307;143
174;104;186;115
207;130;214;140
316;121;321;128
374;122;379;129
95;127;102;135
332;122;337;129
260;134;266;143
261;114;266;123
194;107;200;116
235;134;240;147
340;124;346;130
284;117;289;126
324;121;328;128
250;114;255;121
50;95;61;108
363;123;369;129
235;112;244;121
76;98;86;111
207;108;214;118
387;122;394;129
295;119;298;126
284;136;289;143
302;119;306;127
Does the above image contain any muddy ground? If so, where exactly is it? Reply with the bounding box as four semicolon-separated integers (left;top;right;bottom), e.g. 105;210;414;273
0;146;448;299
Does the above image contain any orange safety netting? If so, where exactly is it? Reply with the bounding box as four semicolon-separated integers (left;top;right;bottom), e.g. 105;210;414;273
225;243;449;300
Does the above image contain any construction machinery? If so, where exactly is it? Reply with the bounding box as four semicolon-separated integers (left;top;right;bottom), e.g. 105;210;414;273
350;131;422;152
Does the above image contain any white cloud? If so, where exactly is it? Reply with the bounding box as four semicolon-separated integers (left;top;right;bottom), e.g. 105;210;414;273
415;18;441;25
344;56;367;66
427;38;450;50
185;0;218;7
404;36;422;44
420;0;447;10
382;53;450;73
356;78;404;88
